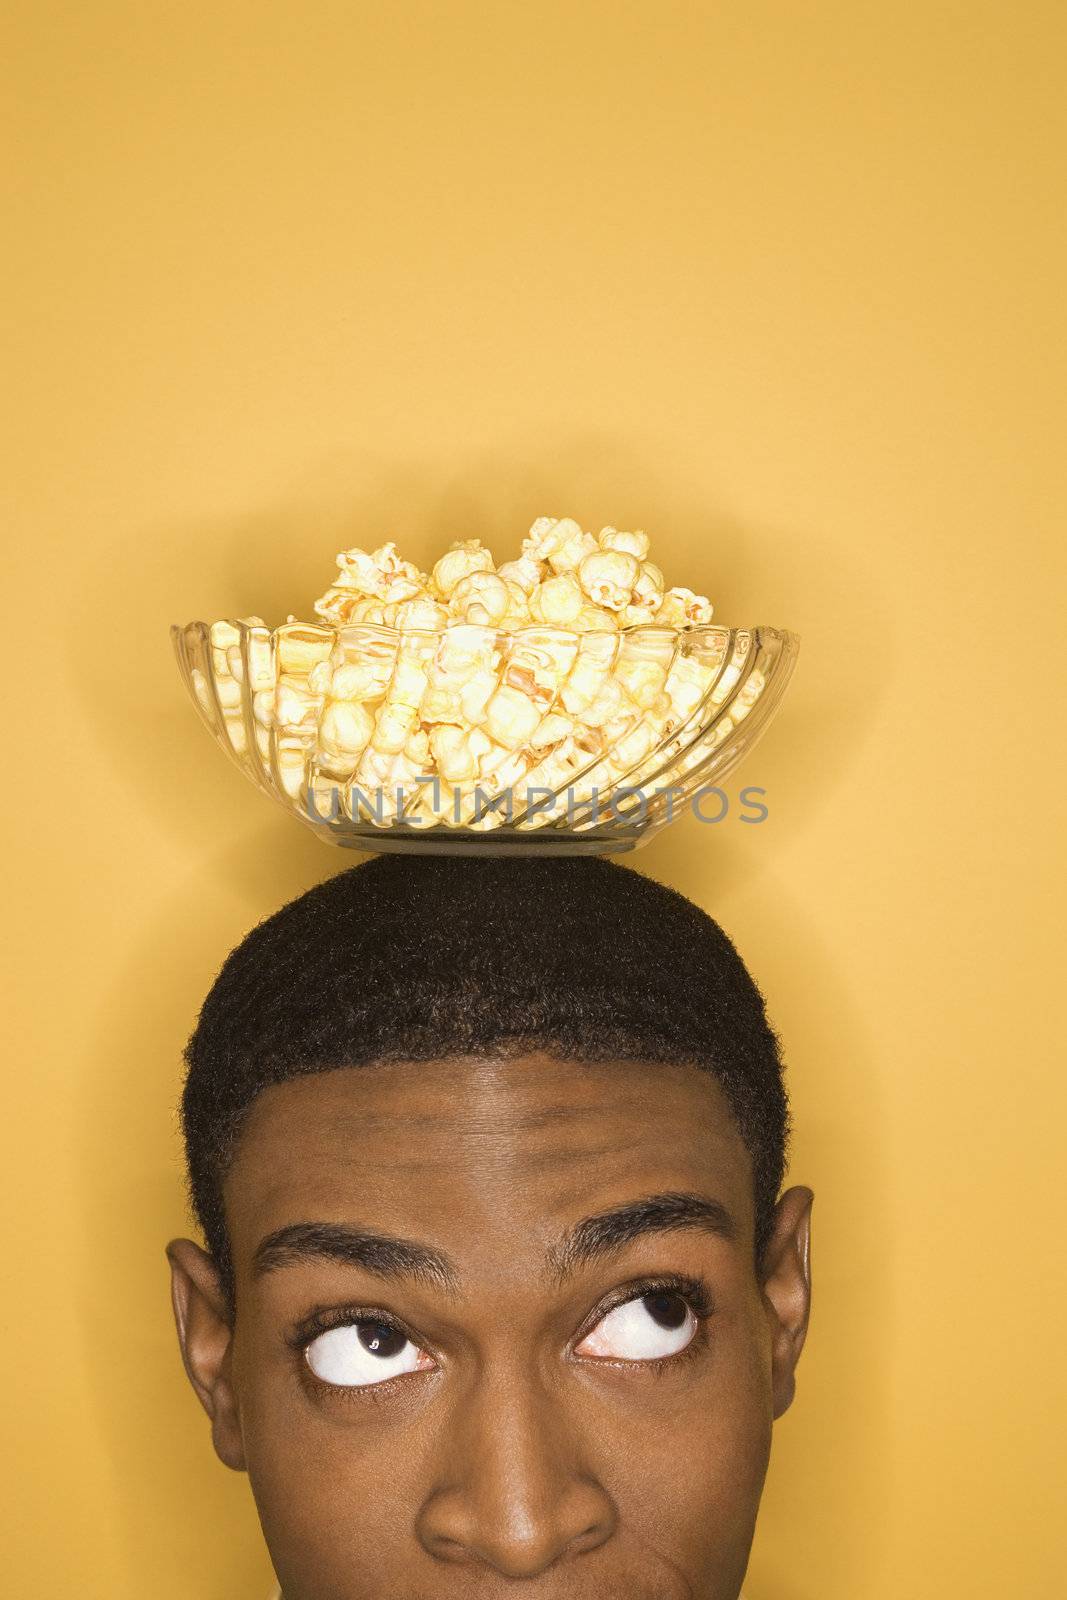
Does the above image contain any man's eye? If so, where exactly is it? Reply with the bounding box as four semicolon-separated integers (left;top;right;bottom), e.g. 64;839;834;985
305;1321;433;1387
575;1291;698;1361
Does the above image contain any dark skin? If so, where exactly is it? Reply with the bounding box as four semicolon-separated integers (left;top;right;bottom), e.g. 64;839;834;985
168;1053;813;1599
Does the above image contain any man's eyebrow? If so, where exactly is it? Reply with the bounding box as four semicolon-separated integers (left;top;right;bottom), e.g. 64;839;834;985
250;1191;737;1293
546;1191;739;1286
251;1222;460;1291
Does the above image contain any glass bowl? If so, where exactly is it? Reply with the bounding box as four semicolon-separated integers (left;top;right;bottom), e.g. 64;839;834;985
171;618;799;855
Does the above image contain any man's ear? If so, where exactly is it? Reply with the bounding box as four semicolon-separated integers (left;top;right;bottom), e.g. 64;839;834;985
758;1185;814;1420
166;1238;246;1472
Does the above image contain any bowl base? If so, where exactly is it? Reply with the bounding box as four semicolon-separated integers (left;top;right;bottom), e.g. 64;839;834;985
331;827;645;857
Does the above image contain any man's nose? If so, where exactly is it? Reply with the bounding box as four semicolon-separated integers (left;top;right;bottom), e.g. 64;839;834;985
415;1364;618;1577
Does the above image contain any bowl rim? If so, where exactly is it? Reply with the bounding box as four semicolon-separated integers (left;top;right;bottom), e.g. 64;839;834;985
171;617;799;643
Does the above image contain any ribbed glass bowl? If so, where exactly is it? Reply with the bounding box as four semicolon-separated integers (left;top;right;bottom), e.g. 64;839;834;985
171;618;799;855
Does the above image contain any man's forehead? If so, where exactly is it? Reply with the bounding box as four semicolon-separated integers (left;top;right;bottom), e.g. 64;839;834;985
232;1052;743;1161
224;1053;753;1255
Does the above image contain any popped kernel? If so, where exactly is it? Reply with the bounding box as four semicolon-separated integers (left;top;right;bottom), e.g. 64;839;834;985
577;549;642;612
370;541;427;585
420;684;465;724
386;655;430;711
521;516;583;564
573;603;620;632
530;710;574;748
449;571;511;627
381;575;425;608
459;666;500;725
313;587;368;625
634;560;665;607
620;601;660;628
560;654;614;716
275;683;316;725
664;655;716;720
499;579;533;627
496;555;544;594
605;719;658;770
405;725;430;767
320;699;374;758
598;526;651;562
476;738;530;791
308;659;333;695
581;677;640;729
614;658;668;711
215;674;242;710
392;594;449;630
546;527;598;575
655;585;714;626
331;658;393;702
429;723;480;783
431;538;495;600
372;700;418;755
484;684;543;749
529;571;584;625
335;547;390;595
252;688;274;730
435;624;497;680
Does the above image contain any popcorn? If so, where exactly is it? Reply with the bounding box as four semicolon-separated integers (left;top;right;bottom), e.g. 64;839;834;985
530;709;574;748
582;676;640;729
634;560;666;608
429;723;480;783
620;600;659;628
614;657;669;711
664;654;716;722
420;683;464;724
199;516;744;830
529;571;584;625
574;603;620;632
484;684;543;749
327;660;383;701
370;541;426;585
654;585;715;627
598;526;651;562
393;594;449;630
559;635;617;715
430;538;495;600
546;527;598;575
319;700;374;764
499;580;533;628
335;547;389;594
314;544;421;625
448;571;511;627
459;666;499;725
275;683;315;726
577;549;641;612
522;516;583;564
496;555;543;594
371;699;418;754
386;654;431;711
313;587;367;625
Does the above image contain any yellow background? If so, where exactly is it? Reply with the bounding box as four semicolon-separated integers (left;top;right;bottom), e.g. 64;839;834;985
5;3;1065;1595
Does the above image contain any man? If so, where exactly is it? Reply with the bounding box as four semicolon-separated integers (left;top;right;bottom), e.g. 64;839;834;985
168;853;813;1599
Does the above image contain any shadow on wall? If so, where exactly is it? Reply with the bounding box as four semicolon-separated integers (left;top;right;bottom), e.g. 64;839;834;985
67;436;894;1597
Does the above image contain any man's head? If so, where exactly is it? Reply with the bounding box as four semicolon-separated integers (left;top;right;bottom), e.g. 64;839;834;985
168;854;812;1600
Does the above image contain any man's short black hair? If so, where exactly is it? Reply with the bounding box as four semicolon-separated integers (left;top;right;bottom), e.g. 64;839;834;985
180;854;791;1307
